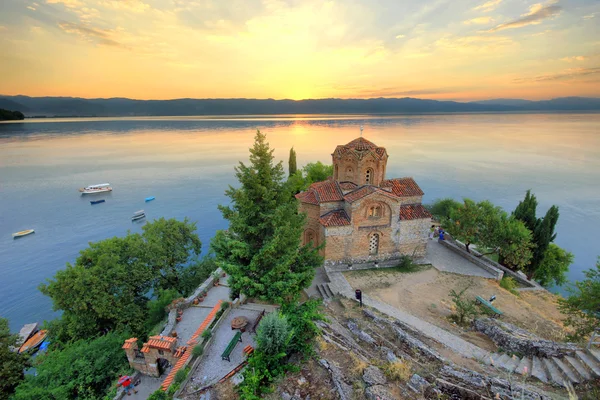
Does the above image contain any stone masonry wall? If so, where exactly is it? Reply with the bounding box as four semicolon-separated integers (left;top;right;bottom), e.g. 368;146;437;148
397;219;429;257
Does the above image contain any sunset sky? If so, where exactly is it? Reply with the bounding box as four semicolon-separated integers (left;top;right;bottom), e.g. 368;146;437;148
1;0;599;101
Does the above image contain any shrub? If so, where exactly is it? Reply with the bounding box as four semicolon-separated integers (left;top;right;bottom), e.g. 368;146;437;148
147;389;168;400
256;312;291;357
174;367;189;385
499;276;519;296
192;345;203;357
448;286;479;326
221;301;230;310
281;299;325;358
201;330;212;340
383;360;412;382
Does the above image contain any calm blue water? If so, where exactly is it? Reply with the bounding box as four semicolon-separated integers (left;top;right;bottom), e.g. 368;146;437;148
1;114;599;332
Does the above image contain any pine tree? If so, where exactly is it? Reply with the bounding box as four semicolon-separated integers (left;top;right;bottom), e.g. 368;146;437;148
212;130;322;304
288;147;297;177
513;189;538;233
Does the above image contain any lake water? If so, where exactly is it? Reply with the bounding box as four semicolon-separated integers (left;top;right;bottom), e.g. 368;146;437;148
1;114;599;332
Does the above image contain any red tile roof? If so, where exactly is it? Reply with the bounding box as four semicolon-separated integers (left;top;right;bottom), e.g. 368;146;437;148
381;177;424;197
339;181;358;191
333;137;387;160
320;210;351;227
295;190;319;205
399;204;432;220
122;338;137;350
343;185;376;203
144;335;177;352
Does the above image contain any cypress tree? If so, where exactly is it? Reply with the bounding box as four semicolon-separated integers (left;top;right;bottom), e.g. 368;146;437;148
527;205;559;279
288;147;297;177
212;130;322;304
513;189;538;233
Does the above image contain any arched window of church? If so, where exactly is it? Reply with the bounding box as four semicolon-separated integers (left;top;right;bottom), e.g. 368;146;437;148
369;233;379;255
334;165;339;180
368;205;381;218
365;168;373;184
305;230;316;246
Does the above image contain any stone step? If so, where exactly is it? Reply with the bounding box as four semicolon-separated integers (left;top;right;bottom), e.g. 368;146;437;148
542;358;567;387
515;357;531;376
316;284;327;299
324;283;335;298
588;348;600;364
320;284;332;299
553;357;580;384
492;353;509;369
565;355;593;381
576;350;600;378
504;355;520;373
531;356;548;383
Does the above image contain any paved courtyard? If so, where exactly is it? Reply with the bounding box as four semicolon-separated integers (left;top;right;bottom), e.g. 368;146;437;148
187;308;260;390
426;239;496;279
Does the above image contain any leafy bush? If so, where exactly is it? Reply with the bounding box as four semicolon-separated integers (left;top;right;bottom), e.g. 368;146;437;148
383;360;412;382
201;330;212;340
448;286;479;326
192;344;203;357
281;300;325;358
147;389;168;400
256;312;291;357
174;367;189;385
146;289;181;331
499;276;519;296
221;301;230;310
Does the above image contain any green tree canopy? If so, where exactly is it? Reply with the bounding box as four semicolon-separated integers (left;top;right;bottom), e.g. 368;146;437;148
512;189;538;233
427;198;461;221
558;257;600;341
534;243;573;287
446;199;500;253
0;318;29;400
303;161;332;183
13;332;129;400
527;205;559;279
288;147;297;177
212;130;322;304
142;217;201;292
40;234;152;340
40;218;203;341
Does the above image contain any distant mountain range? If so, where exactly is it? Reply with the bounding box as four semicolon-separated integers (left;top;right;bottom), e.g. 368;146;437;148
0;95;599;117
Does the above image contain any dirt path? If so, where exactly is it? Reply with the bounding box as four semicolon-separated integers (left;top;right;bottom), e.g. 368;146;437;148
344;267;568;347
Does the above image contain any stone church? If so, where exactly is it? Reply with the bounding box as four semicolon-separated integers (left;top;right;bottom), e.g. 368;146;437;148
295;137;431;264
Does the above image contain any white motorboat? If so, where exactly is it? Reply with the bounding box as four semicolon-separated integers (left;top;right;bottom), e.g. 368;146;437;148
13;229;35;238
79;183;112;194
132;210;146;221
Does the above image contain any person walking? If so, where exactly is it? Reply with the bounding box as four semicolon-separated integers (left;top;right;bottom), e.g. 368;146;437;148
117;375;138;396
429;225;435;240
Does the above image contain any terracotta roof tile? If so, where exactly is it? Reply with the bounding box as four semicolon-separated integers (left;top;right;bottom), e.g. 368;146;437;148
339;181;358;191
146;335;177;351
161;348;191;391
311;180;343;202
399;204;432;220
319;210;351;227
295;190;319;205
333;137;387;160
141;344;150;353
122;338;137;350
343;186;376;203
381;177;424;197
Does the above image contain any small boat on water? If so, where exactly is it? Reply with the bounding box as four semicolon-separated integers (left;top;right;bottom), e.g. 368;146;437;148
79;183;112;195
13;229;35;238
90;199;106;205
19;329;48;354
132;210;146;221
145;196;155;202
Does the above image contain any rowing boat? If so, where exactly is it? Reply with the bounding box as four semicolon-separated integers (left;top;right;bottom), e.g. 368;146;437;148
13;229;35;238
145;196;155;202
19;330;48;354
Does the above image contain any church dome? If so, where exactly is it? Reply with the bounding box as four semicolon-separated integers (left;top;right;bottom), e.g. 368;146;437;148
333;137;387;160
344;137;379;151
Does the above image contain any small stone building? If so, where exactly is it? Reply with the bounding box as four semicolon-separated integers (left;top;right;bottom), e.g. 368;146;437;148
122;336;187;377
295;137;431;265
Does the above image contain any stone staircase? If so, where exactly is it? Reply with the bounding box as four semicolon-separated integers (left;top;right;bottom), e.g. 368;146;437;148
316;283;335;300
487;348;600;387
